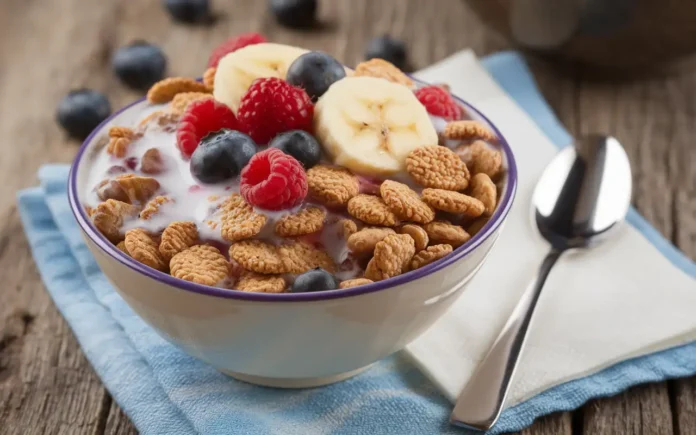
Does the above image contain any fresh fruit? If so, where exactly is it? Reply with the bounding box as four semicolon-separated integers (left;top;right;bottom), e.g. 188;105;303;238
56;89;112;140
291;268;338;293
213;43;308;112
240;148;307;210
286;51;346;101
190;130;257;183
163;0;211;23
414;85;461;121
268;130;321;169
269;0;317;28
365;35;408;70
237;77;313;144
207;32;267;68
112;41;167;90
314;76;437;176
176;99;239;157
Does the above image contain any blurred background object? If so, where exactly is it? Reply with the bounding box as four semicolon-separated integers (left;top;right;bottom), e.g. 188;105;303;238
464;0;696;70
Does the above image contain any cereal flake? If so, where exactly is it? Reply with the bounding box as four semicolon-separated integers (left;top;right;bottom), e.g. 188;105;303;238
125;229;168;271
147;77;211;104
380;180;435;224
421;188;485;217
410;244;453;271
274;207;326;237
170;245;229;286
423;221;470;247
364;234;415;281
346;227;396;255
347;194;398;226
406;146;470;190
307;165;360;207
159;221;199;262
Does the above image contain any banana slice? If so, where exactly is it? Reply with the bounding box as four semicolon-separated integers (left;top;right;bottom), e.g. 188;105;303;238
213;43;308;112
314;76;438;176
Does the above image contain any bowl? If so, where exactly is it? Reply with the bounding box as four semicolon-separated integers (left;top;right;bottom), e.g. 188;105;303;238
68;86;518;388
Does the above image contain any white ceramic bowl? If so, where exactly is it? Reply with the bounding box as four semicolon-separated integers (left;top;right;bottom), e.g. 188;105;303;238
68;88;518;388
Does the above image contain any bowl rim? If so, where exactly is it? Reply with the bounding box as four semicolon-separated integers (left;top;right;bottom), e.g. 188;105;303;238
68;79;518;302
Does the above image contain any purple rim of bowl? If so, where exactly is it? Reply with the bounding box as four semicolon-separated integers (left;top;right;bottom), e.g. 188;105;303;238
68;79;518;302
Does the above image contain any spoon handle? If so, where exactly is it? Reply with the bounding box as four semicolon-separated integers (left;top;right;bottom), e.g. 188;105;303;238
450;249;563;431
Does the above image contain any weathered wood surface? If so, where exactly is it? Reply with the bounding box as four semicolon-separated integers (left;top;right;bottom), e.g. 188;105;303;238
0;0;693;434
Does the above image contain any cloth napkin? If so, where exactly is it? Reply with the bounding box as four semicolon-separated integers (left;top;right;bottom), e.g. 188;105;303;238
17;51;696;435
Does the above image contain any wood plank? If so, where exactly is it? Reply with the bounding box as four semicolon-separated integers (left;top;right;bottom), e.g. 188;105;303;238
103;398;138;435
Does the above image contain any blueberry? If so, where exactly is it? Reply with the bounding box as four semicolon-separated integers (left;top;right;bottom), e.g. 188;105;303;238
286;51;346;102
269;0;317;28
365;35;408;70
56;89;112;140
269;130;322;169
190;130;257;183
291;268;338;293
112;41;167;90
163;0;211;23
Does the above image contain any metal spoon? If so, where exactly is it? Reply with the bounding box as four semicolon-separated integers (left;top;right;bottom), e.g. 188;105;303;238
450;135;632;431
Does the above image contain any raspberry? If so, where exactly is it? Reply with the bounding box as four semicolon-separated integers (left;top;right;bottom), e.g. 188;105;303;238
414;85;461;121
240;148;308;211
237;78;313;144
176;99;239;157
207;32;267;68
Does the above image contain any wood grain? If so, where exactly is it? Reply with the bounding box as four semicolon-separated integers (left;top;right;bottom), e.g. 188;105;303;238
0;0;693;434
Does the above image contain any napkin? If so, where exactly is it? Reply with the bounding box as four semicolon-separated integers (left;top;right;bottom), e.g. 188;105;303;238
17;51;696;435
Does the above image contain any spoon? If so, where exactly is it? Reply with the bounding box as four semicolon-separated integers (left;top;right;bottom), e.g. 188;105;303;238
450;135;632;431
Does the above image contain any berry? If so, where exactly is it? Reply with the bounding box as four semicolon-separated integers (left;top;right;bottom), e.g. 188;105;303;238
112;41;167;89
237;77;313;145
56;89;111;140
291;268;338;293
414;85;462;121
240;148;307;210
268;130;321;169
176;99;240;157
163;0;211;24
365;35;408;70
286;51;346;101
190;130;257;183
269;0;317;28
207;32;267;68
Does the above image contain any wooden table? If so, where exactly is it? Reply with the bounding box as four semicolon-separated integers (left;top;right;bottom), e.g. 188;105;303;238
1;0;694;433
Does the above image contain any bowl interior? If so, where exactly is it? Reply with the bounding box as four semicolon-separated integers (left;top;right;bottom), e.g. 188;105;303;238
69;83;518;302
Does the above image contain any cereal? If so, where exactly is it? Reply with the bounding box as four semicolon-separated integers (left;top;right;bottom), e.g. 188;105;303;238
347;194;398;226
203;67;216;89
380;180;435;224
115;174;160;205
138;111;180;130
423;221;470;247
141;148;164;175
106;127;142;157
364;234;415;281
159;221;199;262
307;165;360;207
116;241;129;255
399;224;428;251
406;146;470;190
467;217;489;236
279;241;336;274
469;173;497;216
229;240;284;274
170;245;229;286
140;196;172;220
147;77;211;104
339;218;359;239
456;140;503;178
339;278;374;289
236;271;286;293
410;244;453;271
443;120;496;142
96;179;130;203
274;207;326;237
346;227;396;255
353;58;413;88
124;229;168;271
170;92;212;115
421;188;485;217
91;199;139;243
219;194;267;242
109;126;137;139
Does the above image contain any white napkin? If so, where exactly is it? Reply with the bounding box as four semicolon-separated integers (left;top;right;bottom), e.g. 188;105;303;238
404;50;696;405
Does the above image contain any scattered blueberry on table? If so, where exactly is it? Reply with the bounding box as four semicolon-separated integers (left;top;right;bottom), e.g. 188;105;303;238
163;0;212;24
190;129;257;183
269;130;322;169
286;51;346;101
112;41;167;90
365;35;408;70
56;89;112;140
269;0;318;28
291;268;339;293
